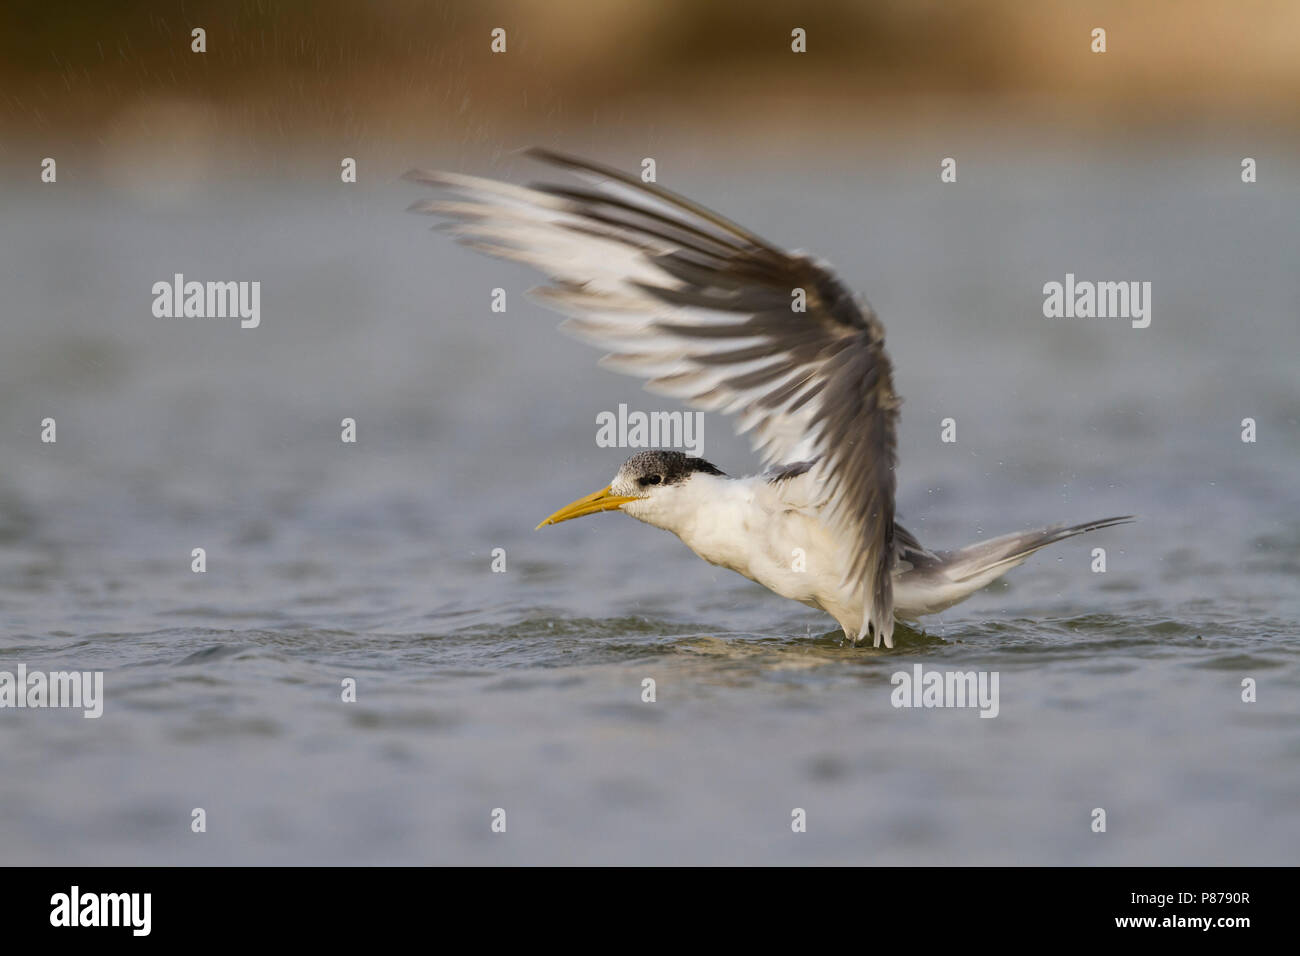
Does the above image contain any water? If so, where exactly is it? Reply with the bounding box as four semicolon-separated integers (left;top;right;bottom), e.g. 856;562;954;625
1;144;1297;864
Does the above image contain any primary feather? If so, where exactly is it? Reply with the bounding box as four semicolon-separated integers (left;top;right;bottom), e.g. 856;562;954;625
407;150;1132;647
406;149;900;645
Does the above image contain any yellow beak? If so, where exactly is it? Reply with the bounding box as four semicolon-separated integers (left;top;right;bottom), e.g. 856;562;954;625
536;485;639;529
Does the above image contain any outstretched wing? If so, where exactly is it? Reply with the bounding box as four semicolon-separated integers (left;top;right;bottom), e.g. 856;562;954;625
405;148;901;645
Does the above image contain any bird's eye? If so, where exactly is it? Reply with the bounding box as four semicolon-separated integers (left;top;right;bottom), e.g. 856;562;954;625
639;474;662;487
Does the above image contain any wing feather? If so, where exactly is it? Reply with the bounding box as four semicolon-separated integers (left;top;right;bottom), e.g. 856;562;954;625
405;150;901;645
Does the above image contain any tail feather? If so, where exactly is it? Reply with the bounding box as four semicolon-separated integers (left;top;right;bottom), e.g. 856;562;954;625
943;515;1135;583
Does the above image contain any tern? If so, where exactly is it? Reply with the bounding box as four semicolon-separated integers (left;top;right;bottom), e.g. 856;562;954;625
406;149;1132;648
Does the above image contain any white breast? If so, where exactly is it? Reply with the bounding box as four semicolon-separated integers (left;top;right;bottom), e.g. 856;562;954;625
630;472;859;621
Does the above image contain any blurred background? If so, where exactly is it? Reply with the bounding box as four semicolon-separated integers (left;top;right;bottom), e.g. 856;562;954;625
0;1;1296;866
4;0;1300;175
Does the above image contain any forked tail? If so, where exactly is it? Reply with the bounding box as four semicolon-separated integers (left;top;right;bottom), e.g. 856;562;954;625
944;515;1135;582
893;515;1136;618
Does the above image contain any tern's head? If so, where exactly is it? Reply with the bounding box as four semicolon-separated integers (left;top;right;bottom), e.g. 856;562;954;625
536;450;726;530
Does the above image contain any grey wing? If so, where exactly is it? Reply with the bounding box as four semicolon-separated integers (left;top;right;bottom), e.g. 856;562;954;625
893;522;943;574
405;148;901;645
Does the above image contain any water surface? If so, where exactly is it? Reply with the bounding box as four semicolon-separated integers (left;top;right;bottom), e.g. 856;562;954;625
1;146;1297;864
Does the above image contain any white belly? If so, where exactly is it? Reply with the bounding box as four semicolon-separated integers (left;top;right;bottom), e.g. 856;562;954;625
670;480;864;623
